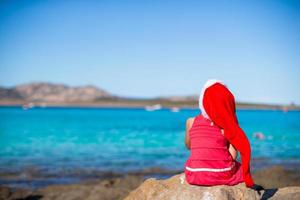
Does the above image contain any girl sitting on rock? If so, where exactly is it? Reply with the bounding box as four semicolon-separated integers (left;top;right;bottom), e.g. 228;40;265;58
184;80;263;192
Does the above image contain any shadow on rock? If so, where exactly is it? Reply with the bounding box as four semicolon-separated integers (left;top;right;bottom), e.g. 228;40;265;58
261;188;278;200
15;195;43;200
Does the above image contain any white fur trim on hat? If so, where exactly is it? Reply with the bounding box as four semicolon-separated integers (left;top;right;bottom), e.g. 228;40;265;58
199;79;225;119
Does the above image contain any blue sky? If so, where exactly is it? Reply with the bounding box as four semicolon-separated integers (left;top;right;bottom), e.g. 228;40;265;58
0;0;299;104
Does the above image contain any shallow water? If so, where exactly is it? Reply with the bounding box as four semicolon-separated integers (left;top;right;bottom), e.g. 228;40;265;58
0;107;299;187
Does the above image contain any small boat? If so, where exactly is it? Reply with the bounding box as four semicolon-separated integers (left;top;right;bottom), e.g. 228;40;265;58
171;107;180;112
22;104;29;110
22;102;34;110
145;104;162;111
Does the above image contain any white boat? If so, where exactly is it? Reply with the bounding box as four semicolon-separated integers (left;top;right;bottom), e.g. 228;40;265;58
171;107;180;112
22;102;34;110
145;104;162;111
22;104;29;110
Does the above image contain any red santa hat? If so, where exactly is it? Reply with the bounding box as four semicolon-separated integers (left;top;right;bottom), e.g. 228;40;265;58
199;79;224;120
198;79;255;187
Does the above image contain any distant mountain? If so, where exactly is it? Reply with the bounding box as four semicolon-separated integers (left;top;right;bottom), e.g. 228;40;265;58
0;82;114;102
0;87;23;100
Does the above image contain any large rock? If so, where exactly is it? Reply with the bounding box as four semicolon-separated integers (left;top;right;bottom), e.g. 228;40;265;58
125;173;300;200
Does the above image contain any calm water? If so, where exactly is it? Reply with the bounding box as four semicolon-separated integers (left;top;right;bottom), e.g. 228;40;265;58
0;107;300;186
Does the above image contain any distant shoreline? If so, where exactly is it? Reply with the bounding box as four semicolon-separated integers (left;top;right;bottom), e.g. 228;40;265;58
1;82;299;110
0;99;299;110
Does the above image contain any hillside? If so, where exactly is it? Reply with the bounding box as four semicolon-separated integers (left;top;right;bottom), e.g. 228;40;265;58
0;82;114;102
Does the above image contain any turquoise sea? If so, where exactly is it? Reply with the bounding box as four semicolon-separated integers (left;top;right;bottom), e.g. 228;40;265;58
0;107;300;187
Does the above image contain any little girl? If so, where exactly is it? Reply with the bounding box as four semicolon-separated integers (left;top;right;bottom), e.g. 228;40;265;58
184;80;263;191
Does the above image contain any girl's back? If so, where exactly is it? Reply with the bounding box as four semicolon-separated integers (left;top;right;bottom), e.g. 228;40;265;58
185;114;244;186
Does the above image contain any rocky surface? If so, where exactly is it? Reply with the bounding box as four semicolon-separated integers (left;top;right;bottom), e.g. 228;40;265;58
0;166;299;200
253;166;300;188
125;173;300;200
0;82;113;102
0;175;144;200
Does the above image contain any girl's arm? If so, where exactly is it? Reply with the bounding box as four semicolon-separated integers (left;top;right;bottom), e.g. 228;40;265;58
222;130;238;160
185;117;194;150
229;144;238;160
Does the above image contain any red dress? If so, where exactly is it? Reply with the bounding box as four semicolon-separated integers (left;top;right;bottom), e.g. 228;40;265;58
185;114;244;186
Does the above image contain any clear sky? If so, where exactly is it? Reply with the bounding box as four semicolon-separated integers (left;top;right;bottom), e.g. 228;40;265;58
0;0;299;104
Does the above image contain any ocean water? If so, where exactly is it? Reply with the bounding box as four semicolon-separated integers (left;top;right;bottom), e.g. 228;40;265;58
0;107;300;187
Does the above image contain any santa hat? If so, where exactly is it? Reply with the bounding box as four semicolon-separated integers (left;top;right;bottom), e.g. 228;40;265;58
198;79;255;187
199;79;224;120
